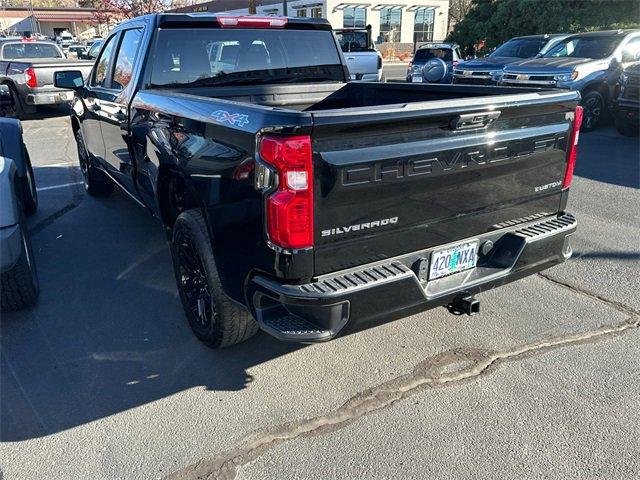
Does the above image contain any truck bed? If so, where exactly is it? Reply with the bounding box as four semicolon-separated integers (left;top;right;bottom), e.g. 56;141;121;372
159;81;545;112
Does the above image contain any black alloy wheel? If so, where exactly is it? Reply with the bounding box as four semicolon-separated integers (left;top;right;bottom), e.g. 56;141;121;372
580;91;604;132
175;229;216;333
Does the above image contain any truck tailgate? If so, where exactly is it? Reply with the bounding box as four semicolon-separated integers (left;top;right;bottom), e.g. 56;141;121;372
29;59;93;88
311;90;579;274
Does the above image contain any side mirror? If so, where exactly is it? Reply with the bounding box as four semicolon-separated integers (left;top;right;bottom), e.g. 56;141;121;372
54;70;84;90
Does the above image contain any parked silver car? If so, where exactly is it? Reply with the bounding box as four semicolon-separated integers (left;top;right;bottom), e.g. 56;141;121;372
0;102;39;310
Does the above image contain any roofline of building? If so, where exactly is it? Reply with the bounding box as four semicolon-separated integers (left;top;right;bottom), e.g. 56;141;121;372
1;6;103;12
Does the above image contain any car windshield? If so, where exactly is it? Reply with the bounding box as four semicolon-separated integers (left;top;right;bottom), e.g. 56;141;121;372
543;36;621;59
491;38;546;58
2;42;63;59
413;48;453;62
335;31;373;52
150;28;344;87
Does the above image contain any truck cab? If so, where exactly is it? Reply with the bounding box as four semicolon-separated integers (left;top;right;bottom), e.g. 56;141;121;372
334;27;383;81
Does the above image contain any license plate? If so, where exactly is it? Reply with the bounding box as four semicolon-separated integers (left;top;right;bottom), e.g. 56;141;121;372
429;241;478;280
463;70;472;76
411;76;423;83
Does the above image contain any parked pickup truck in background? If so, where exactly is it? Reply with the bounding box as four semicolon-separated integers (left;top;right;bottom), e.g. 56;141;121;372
0;38;93;118
334;27;383;81
56;14;582;349
501;29;640;131
453;34;567;86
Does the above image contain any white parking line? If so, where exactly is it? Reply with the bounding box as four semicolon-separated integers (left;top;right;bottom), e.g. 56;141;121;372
36;181;83;192
42;161;77;167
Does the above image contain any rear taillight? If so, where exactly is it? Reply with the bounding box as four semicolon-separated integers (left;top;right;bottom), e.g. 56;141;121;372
24;67;37;88
453;60;459;69
562;105;583;189
259;135;313;249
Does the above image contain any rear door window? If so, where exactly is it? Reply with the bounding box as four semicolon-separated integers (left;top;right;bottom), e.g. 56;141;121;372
92;35;118;88
414;48;453;63
112;28;143;90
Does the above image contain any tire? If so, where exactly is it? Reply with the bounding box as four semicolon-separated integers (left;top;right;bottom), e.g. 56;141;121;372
580;91;605;132
19;147;38;215
171;209;258;348
1;223;39;311
614;116;639;137
2;84;27;120
75;129;113;197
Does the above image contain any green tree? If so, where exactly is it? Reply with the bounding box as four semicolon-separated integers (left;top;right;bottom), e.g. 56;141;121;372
448;0;640;56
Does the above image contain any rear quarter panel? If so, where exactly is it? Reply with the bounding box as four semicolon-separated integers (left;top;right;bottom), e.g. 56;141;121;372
129;90;315;302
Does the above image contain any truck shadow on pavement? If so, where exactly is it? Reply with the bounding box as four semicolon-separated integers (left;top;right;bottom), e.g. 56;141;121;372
1;185;304;442
575;128;640;189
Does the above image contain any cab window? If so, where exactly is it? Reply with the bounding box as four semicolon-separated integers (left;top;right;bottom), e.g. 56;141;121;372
91;35;118;88
112;29;143;90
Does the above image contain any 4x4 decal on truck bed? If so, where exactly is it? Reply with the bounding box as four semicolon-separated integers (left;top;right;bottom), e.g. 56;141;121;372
211;110;250;127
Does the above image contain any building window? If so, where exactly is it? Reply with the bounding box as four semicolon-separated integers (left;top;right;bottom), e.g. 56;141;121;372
343;6;366;28
296;8;307;17
311;6;322;18
380;8;401;43
414;8;435;43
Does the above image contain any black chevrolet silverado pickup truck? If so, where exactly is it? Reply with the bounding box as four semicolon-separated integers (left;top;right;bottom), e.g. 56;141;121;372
55;14;582;348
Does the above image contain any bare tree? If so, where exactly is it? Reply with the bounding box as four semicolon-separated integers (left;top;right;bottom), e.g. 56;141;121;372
449;0;473;25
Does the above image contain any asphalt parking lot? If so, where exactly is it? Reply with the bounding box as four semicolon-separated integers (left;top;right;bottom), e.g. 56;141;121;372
1;108;639;479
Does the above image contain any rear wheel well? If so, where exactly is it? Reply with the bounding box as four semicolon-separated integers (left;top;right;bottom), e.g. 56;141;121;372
157;171;200;234
581;83;608;103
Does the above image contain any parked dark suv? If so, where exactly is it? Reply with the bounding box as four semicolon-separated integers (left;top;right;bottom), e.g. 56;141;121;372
453;34;567;86
406;43;461;84
502;29;640;131
613;62;640;136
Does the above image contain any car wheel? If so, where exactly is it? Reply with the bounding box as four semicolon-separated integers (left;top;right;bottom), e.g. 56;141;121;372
75;129;113;197
1;222;39;311
614;116;639;137
2;84;26;120
19;146;38;215
171;209;258;348
580;91;605;132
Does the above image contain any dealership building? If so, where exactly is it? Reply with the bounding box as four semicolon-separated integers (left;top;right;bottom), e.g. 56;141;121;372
0;6;111;40
170;0;451;56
